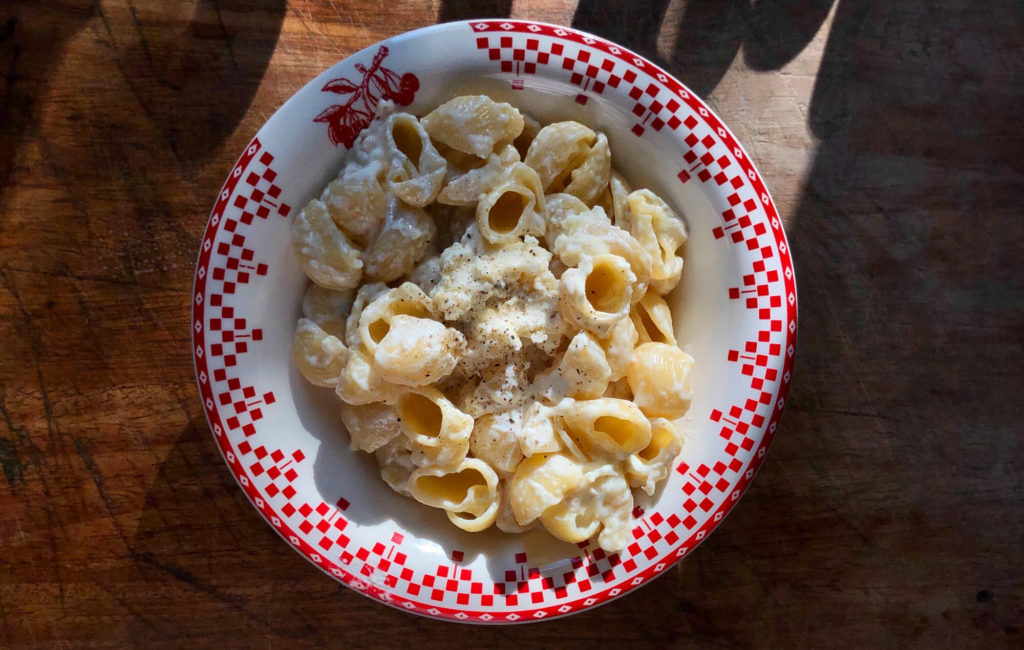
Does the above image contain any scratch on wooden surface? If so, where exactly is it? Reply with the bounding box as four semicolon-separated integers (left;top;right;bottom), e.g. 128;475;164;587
0;265;186;307
4;284;60;452
0;267;69;607
1;512;30;547
85;1;189;169
89;0;117;44
114;245;182;354
787;405;897;423
0;400;26;486
73;435;143;566
290;0;325;59
173;394;246;548
783;0;838;124
334;0;370;47
207;0;241;74
824;292;877;409
134;552;285;634
779;71;808;123
126;2;181;91
94;581;158;631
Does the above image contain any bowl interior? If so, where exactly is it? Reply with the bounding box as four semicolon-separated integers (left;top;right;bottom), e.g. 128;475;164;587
193;20;795;622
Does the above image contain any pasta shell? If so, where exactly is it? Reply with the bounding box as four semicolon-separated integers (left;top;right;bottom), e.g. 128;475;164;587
409;458;500;532
292;318;349;387
422;95;525;158
559;254;635;338
340;401;402;453
291;199;363;290
384;113;447;207
627;342;695;419
625;418;685;496
394;387;472;468
559;397;652;460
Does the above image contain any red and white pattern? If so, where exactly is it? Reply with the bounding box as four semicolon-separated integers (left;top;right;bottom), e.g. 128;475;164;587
314;45;420;147
191;20;796;623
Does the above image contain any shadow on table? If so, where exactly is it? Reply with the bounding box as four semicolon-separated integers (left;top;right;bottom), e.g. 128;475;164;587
571;0;835;97
438;0;513;23
0;0;285;209
706;0;1024;643
783;0;1023;509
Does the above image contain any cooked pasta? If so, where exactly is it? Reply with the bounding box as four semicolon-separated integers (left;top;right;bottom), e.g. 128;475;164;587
558;253;636;337
292;318;349;387
339;401;402;453
361;196;435;283
409;458;500;532
290;96;694;551
631;289;678;346
384;112;447;207
291;199;363;290
301;283;353;339
627;342;695;419
475;163;546;244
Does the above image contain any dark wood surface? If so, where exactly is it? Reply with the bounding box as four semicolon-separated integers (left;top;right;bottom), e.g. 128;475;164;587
1;1;1021;647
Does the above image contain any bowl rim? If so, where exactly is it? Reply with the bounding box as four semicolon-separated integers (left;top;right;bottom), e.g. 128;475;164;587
191;18;798;624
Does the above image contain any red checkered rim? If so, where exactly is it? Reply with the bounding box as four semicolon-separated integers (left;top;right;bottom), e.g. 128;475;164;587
191;19;797;623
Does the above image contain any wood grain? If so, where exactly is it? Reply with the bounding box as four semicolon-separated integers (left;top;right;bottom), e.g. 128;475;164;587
1;0;1021;647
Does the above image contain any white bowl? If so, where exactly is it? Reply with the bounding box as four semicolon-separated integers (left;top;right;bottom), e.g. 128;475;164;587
191;19;797;623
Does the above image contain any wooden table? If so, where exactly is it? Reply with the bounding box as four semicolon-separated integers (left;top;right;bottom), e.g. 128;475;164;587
2;1;1021;646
